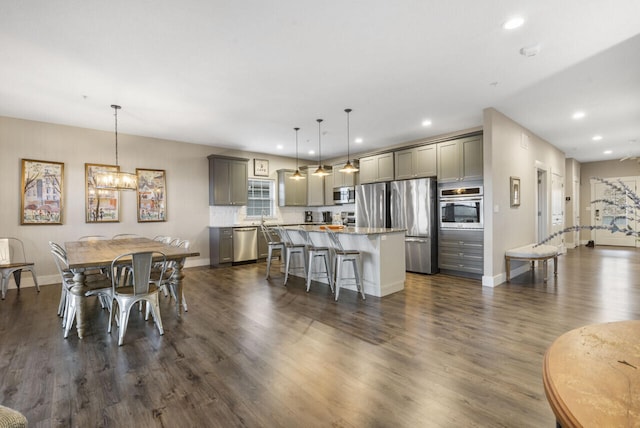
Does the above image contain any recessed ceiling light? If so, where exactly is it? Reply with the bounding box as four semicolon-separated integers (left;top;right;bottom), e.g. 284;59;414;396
519;44;541;57
592;135;603;141
355;138;363;144
503;16;524;30
421;119;432;127
276;144;283;150
572;111;585;120
603;150;612;154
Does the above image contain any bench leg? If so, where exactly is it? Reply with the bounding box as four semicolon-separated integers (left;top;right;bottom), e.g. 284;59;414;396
553;255;558;277
506;257;511;282
543;259;548;282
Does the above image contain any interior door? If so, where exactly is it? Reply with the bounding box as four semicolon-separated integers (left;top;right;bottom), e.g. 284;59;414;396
592;178;637;247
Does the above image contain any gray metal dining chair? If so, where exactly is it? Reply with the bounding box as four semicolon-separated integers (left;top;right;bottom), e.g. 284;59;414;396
326;229;365;301
108;251;166;346
298;227;333;293
151;239;189;312
274;226;307;286
0;237;40;300
260;224;283;279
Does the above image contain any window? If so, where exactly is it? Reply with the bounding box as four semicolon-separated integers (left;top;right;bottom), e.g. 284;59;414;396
247;179;275;217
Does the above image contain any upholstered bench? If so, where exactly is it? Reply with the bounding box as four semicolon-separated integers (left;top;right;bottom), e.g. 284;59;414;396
0;404;27;428
505;244;558;283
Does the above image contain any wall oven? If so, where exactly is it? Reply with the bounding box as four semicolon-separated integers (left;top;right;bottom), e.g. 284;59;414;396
333;186;355;205
439;186;483;229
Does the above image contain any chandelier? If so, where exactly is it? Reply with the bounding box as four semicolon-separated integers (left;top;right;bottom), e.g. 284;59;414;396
94;105;138;191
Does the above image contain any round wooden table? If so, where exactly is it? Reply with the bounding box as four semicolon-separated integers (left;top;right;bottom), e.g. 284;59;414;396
543;320;640;427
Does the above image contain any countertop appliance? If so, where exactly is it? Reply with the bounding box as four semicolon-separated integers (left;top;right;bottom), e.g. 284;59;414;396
322;211;332;223
439;185;483;229
304;211;313;222
333;186;355;205
355;183;391;228
233;227;257;263
391;178;438;274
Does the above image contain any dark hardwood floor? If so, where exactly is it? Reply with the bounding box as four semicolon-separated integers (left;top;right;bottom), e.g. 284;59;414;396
2;245;640;427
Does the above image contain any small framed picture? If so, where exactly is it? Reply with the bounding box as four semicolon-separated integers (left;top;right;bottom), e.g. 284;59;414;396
136;168;167;222
254;159;269;176
21;159;64;224
510;176;521;207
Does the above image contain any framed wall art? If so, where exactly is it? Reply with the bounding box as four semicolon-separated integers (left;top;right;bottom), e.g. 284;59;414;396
85;163;120;222
21;158;64;225
254;158;269;176
510;176;521;207
136;168;166;222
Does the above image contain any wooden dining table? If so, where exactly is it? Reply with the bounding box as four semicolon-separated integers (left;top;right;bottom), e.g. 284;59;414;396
543;320;640;427
64;237;200;339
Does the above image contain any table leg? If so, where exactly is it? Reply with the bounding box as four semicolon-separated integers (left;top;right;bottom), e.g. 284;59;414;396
70;270;86;339
170;257;186;317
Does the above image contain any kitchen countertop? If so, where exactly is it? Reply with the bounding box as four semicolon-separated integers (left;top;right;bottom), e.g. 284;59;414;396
290;225;406;235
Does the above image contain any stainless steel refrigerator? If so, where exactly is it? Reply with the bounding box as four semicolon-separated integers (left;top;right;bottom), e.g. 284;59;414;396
390;178;438;274
355;182;390;228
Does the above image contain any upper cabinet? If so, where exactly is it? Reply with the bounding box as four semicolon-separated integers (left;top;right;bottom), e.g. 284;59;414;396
332;162;357;188
358;153;394;184
304;166;326;206
208;155;249;205
436;135;483;183
394;145;437;180
277;169;308;206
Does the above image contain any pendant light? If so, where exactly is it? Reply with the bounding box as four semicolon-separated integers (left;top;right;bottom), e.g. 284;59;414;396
313;119;329;176
290;127;305;180
94;105;138;191
339;108;359;173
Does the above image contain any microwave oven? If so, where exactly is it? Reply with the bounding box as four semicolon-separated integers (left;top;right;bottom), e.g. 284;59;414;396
333;186;355;205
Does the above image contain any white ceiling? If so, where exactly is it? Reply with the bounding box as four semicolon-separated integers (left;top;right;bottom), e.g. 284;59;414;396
1;1;639;163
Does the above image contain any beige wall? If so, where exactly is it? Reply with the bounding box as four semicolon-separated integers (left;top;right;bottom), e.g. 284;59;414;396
0;116;299;287
482;108;566;286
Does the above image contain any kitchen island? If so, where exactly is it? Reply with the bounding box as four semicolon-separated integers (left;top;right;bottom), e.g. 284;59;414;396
283;225;406;297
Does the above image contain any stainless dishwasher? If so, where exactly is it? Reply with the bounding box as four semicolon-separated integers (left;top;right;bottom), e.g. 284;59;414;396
233;227;258;262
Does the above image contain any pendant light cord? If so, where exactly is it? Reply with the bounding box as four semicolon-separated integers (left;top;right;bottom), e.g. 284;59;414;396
294;127;300;169
345;108;352;162
317;119;323;166
111;104;121;166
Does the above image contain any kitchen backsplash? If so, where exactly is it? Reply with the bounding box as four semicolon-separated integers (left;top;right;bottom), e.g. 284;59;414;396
209;204;355;227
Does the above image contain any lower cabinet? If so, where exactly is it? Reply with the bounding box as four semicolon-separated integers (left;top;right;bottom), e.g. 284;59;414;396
438;229;484;275
209;227;233;267
257;228;269;259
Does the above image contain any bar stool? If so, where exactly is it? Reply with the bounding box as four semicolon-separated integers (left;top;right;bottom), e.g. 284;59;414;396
260;224;283;279
326;229;365;301
275;226;307;286
298;227;333;293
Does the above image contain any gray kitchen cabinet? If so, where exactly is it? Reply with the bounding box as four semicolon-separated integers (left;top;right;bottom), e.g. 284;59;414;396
277;169;308;206
208;155;249;205
394;144;437;179
438;229;484;275
209;227;233;267
304;165;326;206
332;162;357;188
436;135;483;183
358;153;394;184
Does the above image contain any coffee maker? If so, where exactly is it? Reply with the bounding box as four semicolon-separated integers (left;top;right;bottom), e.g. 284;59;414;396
304;211;313;223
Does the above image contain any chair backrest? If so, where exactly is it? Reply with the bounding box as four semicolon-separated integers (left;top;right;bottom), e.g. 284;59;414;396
261;224;279;244
111;251;166;295
325;229;345;252
112;234;141;240
50;247;73;281
153;235;172;243
78;235;107;241
48;241;66;257
0;237;27;265
171;239;190;249
274;226;295;246
297;227;317;248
